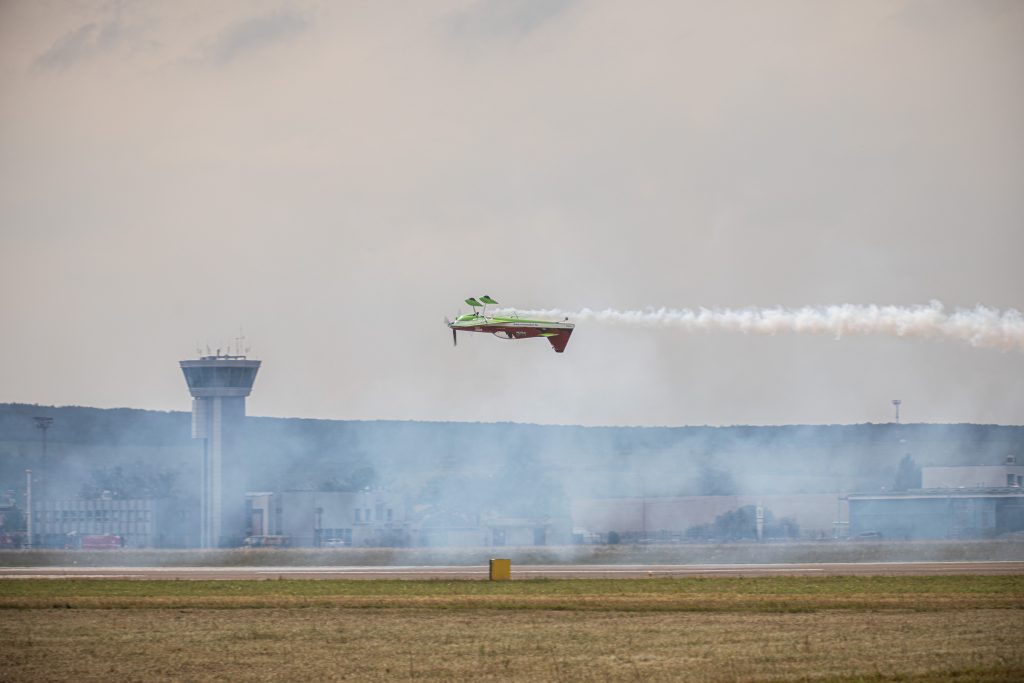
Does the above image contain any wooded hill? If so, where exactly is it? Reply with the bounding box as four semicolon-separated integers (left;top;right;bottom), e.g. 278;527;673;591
2;403;1021;510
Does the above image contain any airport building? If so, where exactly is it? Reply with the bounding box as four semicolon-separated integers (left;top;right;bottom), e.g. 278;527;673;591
848;488;1024;539
571;493;843;541
410;509;571;548
847;459;1024;539
29;497;198;548
180;352;261;548
921;459;1024;489
249;489;409;547
246;491;569;548
483;514;571;547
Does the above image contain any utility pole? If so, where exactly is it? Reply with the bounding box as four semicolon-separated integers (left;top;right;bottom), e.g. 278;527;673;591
33;416;53;458
25;469;32;549
27;417;51;551
641;498;646;542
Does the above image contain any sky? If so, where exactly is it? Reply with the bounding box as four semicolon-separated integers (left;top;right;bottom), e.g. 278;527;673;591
1;0;1022;427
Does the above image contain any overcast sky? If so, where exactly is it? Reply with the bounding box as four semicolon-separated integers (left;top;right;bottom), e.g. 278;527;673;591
1;0;1022;427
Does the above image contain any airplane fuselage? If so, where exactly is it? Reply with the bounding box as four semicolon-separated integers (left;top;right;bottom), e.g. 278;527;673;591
448;314;575;352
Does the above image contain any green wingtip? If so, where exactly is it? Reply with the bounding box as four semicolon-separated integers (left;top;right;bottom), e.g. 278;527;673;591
465;298;482;307
480;295;498;305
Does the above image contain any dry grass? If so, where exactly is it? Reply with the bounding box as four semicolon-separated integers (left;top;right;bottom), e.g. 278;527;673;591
2;608;1022;682
1;576;1022;681
2;575;1021;611
1;588;1020;613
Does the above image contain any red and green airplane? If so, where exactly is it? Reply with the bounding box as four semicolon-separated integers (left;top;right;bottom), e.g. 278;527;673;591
446;296;575;353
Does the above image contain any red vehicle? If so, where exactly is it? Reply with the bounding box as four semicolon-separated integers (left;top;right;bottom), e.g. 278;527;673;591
78;534;123;550
0;532;24;549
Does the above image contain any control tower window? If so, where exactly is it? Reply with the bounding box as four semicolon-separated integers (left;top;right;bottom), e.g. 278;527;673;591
183;366;257;389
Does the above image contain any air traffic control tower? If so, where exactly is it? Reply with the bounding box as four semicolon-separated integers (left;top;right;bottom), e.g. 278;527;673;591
180;352;261;547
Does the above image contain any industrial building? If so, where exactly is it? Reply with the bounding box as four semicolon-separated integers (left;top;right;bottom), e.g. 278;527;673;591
848;488;1024;539
411;507;487;547
247;490;568;548
249;489;409;547
410;509;571;548
29;497;198;548
847;459;1024;539
571;493;843;540
180;351;261;547
922;459;1024;489
483;514;571;547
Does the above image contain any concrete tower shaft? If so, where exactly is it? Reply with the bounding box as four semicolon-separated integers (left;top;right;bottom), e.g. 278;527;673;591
180;356;260;548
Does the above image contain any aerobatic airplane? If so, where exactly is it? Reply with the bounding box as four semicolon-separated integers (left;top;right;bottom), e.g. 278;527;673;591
446;296;575;353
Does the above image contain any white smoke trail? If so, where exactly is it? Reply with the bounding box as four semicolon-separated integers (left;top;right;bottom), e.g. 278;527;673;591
497;301;1024;351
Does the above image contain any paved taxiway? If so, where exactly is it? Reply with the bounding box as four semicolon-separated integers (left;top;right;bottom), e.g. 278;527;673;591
2;561;1021;580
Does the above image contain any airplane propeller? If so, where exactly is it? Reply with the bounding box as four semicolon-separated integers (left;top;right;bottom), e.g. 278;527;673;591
445;317;457;346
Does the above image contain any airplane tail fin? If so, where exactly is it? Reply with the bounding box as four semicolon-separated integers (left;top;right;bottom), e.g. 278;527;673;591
546;328;573;353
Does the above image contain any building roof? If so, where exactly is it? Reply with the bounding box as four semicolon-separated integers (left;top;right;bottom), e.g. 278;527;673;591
849;487;1024;501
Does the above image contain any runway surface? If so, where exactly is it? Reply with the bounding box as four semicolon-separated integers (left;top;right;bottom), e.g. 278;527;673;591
2;561;1022;580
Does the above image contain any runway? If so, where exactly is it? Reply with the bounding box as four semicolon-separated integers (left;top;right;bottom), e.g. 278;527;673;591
2;561;1022;580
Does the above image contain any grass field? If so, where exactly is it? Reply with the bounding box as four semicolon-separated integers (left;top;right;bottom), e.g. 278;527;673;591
2;576;1022;681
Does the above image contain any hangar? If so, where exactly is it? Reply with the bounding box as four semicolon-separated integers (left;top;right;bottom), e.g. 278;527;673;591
848;488;1024;540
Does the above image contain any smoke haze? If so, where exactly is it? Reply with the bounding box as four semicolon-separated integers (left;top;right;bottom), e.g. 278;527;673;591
5;403;1022;552
500;302;1024;351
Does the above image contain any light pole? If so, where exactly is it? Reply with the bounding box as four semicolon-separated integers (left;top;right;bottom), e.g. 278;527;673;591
25;469;32;549
640;498;646;542
33;416;53;458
